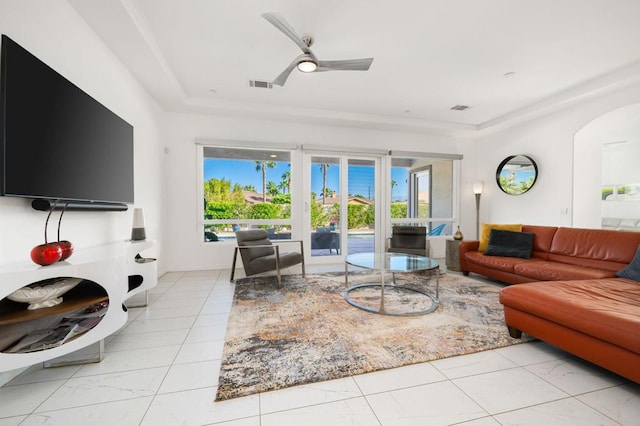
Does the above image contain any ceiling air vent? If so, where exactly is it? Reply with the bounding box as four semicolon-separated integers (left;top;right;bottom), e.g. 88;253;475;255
249;80;273;89
450;105;470;111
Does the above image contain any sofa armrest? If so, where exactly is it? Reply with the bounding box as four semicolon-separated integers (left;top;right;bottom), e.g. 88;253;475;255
459;240;480;273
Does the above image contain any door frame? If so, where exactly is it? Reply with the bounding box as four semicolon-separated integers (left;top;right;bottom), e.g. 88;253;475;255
303;151;384;264
409;165;433;222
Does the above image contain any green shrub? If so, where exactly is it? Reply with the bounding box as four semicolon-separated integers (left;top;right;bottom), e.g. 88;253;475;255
390;203;407;218
247;203;281;219
347;204;374;229
311;201;330;228
271;193;291;204
205;202;245;219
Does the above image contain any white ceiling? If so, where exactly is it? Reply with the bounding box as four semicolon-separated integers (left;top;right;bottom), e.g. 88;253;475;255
68;0;640;134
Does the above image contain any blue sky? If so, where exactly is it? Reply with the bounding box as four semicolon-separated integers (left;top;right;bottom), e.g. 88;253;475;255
204;159;290;191
204;159;409;200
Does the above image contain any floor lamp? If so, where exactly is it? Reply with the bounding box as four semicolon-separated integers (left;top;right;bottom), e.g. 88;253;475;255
473;181;484;239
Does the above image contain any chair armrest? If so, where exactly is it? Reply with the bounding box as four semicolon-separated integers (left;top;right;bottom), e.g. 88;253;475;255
235;244;275;250
236;241;304;255
272;240;305;257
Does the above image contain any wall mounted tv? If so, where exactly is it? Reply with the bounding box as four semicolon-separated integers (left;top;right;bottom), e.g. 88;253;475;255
0;35;134;211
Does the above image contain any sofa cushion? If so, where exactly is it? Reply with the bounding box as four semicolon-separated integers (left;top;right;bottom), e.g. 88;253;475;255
513;261;616;281
521;225;557;259
478;223;522;252
464;251;539;273
549;227;640;266
545;253;628;274
499;279;640;354
484;229;534;259
616;244;640;282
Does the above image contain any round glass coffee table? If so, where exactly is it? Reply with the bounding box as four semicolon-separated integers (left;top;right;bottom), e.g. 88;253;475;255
344;252;440;316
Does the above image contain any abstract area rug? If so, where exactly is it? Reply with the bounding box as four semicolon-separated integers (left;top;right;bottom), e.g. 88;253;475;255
215;271;531;401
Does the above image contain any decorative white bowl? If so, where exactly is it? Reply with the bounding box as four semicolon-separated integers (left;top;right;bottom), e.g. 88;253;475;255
8;278;83;310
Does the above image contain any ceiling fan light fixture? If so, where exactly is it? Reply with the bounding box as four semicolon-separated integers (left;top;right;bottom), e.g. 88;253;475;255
297;60;317;73
262;13;373;86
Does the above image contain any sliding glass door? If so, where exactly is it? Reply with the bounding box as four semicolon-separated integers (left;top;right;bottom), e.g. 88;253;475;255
305;153;380;261
347;158;377;256
309;155;342;259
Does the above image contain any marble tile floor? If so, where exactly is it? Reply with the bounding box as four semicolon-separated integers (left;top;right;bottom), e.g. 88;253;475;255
1;265;638;425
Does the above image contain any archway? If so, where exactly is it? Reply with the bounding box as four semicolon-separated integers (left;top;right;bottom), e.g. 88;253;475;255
573;104;640;229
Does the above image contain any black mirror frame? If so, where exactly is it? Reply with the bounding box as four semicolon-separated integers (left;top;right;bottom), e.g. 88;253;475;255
496;155;538;195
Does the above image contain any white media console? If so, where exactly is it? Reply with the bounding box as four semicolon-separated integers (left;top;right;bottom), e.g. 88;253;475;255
0;240;157;372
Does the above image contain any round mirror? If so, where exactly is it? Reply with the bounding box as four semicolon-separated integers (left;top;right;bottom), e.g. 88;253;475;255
496;155;538;195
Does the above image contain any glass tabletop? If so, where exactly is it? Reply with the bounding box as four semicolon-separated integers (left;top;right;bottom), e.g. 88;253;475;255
345;252;439;272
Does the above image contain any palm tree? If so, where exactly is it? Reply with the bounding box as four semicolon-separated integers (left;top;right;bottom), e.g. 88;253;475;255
254;161;275;202
319;163;330;204
391;179;397;200
280;170;291;194
267;181;280;196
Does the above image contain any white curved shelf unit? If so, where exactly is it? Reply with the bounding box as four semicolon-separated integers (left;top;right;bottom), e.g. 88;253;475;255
0;240;157;372
125;240;157;302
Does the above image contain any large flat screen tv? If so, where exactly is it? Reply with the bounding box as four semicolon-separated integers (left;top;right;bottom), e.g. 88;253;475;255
0;35;134;211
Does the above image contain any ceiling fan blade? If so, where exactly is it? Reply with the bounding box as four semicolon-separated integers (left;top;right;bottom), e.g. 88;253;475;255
272;59;299;86
317;58;374;71
262;12;312;55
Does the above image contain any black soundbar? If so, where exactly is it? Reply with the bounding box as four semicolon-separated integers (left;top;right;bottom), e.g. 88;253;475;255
31;199;129;212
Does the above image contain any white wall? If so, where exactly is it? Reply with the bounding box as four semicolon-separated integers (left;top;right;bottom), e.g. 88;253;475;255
0;2;166;269
162;112;462;270
461;85;640;235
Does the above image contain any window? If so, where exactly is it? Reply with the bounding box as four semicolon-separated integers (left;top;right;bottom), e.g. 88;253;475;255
198;143;461;252
390;156;457;236
201;146;293;242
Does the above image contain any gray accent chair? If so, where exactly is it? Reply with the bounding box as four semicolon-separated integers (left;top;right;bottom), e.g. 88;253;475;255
387;226;430;256
230;230;305;286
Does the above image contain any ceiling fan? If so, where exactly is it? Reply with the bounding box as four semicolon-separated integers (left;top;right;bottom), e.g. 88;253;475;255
262;12;374;86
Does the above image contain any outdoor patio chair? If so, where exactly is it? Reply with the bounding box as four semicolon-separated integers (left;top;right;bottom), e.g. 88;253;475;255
311;228;341;254
387;226;430;257
230;229;305;287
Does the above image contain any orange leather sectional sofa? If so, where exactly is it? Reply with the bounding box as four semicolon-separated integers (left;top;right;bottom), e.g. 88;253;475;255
459;225;640;383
